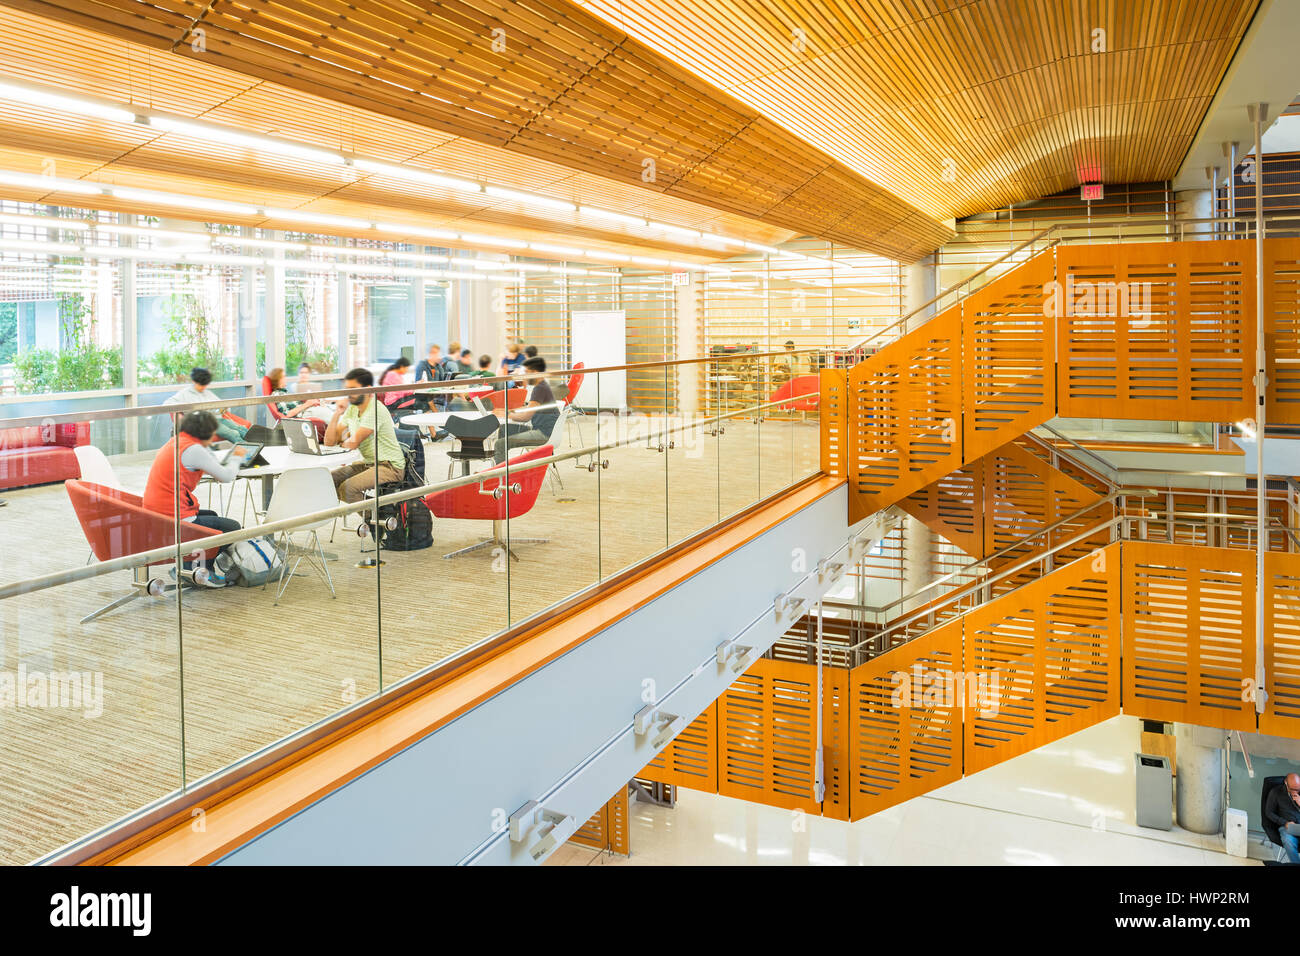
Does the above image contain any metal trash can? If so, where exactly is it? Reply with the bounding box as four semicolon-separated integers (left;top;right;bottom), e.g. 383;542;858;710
1135;753;1173;830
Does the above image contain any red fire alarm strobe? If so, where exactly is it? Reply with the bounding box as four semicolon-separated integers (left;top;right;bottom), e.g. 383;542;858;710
1081;183;1104;202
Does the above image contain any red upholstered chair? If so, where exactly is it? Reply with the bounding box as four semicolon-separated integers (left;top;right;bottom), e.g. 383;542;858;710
65;479;223;623
484;387;527;412
262;375;325;440
0;422;89;491
424;444;552;560
769;374;820;414
562;361;589;454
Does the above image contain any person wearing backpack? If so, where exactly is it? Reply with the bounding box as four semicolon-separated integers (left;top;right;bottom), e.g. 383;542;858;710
142;410;246;588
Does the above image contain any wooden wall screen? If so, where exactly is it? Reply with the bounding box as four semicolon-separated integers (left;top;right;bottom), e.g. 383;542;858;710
961;250;1056;459
964;543;1121;773
818;367;848;478
848;619;964;818
568;785;631;856
1266;238;1300;425
1262;551;1300;736
1055;242;1254;423
1121;542;1257;731
640;702;717;793
847;305;962;521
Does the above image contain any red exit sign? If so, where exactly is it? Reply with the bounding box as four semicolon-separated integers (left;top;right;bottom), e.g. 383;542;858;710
1081;183;1104;201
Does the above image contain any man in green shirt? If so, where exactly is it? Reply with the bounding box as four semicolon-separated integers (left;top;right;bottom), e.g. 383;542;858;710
325;367;406;503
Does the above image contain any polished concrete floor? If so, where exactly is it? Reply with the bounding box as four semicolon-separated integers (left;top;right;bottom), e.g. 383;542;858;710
548;716;1262;866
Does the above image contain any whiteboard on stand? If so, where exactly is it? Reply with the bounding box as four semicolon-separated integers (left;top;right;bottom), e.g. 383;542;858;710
570;310;626;410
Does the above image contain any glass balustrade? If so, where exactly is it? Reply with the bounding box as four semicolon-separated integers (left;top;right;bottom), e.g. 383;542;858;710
0;351;822;863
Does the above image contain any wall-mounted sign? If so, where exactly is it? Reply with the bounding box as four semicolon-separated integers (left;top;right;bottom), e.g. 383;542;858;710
672;272;690;286
1081;183;1104;202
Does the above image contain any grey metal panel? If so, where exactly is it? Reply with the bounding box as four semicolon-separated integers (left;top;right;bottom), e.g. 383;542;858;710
218;485;861;865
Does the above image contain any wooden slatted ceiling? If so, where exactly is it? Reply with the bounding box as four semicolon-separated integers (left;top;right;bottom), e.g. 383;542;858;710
0;0;952;261
0;7;802;259
575;0;1258;221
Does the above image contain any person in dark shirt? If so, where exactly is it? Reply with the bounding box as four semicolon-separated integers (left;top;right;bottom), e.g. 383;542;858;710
492;356;559;463
1266;772;1300;862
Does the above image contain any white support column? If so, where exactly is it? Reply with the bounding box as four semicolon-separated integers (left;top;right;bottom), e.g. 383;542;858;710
1251;102;1269;716
413;273;426;362
265;232;286;374
335;238;351;370
676;274;699;414
903;253;938;326
899;515;935;615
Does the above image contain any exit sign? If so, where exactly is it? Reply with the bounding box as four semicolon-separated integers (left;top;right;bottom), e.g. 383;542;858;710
672;272;689;286
1081;183;1104;201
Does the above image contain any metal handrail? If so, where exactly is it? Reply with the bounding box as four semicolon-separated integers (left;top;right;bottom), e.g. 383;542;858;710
1029;423;1121;487
0;390;814;601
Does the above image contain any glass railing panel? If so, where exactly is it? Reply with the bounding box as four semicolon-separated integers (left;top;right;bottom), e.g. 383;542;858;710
0;403;187;863
714;355;762;519
173;392;383;783
667;359;720;546
597;367;668;578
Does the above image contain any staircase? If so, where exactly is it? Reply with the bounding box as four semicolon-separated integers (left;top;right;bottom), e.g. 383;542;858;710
639;236;1300;824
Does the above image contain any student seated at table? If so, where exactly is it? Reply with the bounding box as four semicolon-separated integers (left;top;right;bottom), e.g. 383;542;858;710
292;362;318;393
267;366;321;420
379;356;416;411
165;367;248;443
498;342;525;377
1266;772;1300;863
325;367;407;503
456;347;475;375
142;410;246;588
492;356;559;463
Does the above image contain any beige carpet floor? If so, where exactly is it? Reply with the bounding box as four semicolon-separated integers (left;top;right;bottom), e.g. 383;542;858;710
0;415;820;863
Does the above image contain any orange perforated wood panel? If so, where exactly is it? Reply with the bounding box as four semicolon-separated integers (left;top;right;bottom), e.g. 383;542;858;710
717;658;821;813
848;619;964;819
567;785;630;856
847;306;962;521
1122;542;1257;731
1055;242;1254;422
961;250;1056;459
638;701;717;792
819;367;849;478
1266;239;1300;425
1261;552;1300;737
902;463;984;559
964;543;1120;773
821;667;851;820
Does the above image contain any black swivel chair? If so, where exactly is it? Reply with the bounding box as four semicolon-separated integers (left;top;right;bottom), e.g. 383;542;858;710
443;414;499;478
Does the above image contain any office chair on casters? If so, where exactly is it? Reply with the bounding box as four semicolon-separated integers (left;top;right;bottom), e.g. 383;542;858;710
1261;775;1289;862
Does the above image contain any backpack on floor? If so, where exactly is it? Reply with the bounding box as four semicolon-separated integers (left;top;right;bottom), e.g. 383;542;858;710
215;537;286;587
381;498;433;551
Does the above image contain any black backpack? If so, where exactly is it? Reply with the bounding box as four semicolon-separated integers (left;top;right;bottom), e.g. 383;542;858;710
381;497;433;551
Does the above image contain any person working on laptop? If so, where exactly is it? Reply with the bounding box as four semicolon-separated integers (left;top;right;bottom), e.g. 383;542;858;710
142;411;246;588
325;367;407;503
1266;772;1300;863
267;367;321;420
165;367;249;444
491;356;558;464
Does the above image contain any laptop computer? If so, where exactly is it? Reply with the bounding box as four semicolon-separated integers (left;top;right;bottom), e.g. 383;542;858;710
282;419;349;456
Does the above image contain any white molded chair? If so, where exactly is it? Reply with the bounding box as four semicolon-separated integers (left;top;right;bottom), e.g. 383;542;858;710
264;467;338;604
73;444;125;491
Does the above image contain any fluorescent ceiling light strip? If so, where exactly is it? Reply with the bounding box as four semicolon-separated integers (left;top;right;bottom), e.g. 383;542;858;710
262;207;373;230
0;212;90;231
91;223;211;243
577;206;646;227
528;242;585;257
0;170;102;195
0;238;81;254
148;116;345;165
352;159;482;194
648;221;702;239
0;81;136;124
457;233;528;249
484;186;575;212
373;222;460;240
110;185;258;215
215;235;310;252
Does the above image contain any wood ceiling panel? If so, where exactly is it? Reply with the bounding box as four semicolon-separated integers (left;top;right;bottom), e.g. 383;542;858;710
0;0;952;259
577;0;1260;220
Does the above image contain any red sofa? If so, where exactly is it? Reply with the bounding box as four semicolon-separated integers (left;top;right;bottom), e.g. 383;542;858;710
0;422;90;491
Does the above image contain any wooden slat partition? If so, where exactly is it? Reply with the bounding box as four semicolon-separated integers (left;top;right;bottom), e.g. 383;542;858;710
639;702;717;793
964;544;1121;773
847;305;962;521
567;785;630;856
1262;551;1300;736
818;367;848;478
847;619;964;818
1266;238;1300;424
1122;542;1257;731
961;250;1056;459
1055;241;1254;422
